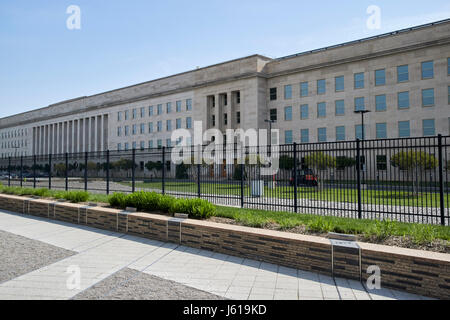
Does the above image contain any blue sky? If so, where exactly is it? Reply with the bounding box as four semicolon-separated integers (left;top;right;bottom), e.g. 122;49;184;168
1;0;449;118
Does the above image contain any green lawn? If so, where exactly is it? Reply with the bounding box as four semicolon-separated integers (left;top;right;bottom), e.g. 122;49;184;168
214;206;450;245
119;181;447;207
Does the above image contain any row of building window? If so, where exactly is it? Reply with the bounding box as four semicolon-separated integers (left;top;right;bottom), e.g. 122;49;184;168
0;129;28;140
284;119;437;144
270;59;449;101
117;137;193;151
272;87;445;122
1;140;27;150
117;117;193;137
117;99;192;122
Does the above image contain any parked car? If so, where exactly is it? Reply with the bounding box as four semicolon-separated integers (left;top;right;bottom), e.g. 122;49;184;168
290;168;318;187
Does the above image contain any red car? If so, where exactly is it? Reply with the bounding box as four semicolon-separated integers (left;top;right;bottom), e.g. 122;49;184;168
290;169;319;187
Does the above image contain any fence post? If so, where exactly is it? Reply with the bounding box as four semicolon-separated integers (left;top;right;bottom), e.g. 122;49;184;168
438;135;445;226
197;146;201;198
356;139;362;219
20;156;23;188
65;152;68;191
293;143;298;213
240;145;245;208
48;154;52;190
106;150;110;195
8;157;11;187
132;148;136;193
84;152;88;191
33;155;36;189
162;147;166;195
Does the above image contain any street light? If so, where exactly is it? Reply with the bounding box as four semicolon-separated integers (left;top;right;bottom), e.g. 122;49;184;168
354;110;371;185
264;119;277;152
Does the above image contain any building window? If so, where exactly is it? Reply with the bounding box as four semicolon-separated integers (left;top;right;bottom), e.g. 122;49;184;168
300;104;309;119
211;115;215;127
397;65;409;82
224;113;228;125
285;130;293;144
176;101;182;112
336;126;345;141
166;139;172;148
284;106;292;121
132;142;137;149
117;112;122;121
157;121;162;132
398;121;410;138
375;95;387;112
317;102;326;118
236;92;241;104
270;88;277;101
157;140;162;149
236;112;241;124
186;117;192;129
398;92;410;109
355;97;365;112
270;109;277;121
377;155;387;171
125;110;129;120
318;128;327;142
448;86;450;104
355;125;366;140
176;118;181;129
317;79;326;95
117;127;122;137
422;61;434;79
140;123;145;134
423;119;435;136
335;76;344;92
132;109;137;119
125;125;129;136
284;85;292;99
422;88;435;107
132;124;137;135
117;143;122;151
149;106;154;116
354;73;364;89
148;122;153;133
335;100;345;116
376;123;387;139
301;129;309;143
157;104;163;115
166;120;172;131
375;69;386;86
300;82;308;97
149;140;153;149
124;143;129;151
186;99;192;111
140;141;145;150
140;107;145;118
166;102;172;113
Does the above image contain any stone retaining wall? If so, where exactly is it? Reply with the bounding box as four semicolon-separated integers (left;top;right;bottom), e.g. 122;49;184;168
0;193;448;299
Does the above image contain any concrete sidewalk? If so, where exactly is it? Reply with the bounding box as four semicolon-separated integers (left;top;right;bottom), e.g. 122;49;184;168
0;210;431;300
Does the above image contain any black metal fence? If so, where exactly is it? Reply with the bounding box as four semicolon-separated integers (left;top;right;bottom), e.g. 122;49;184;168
1;135;449;226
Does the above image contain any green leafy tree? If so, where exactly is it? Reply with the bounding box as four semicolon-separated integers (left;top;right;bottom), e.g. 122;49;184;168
279;155;295;171
304;152;336;189
390;151;437;195
54;163;66;177
145;161;163;178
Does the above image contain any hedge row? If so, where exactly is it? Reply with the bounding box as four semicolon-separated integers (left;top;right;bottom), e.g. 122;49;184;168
0;185;90;203
108;191;216;219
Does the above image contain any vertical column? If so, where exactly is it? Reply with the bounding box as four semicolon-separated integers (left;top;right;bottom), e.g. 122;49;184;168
49;124;53;155
58;122;63;154
97;115;102;152
79;119;84;153
32;127;36;156
69;121;73;153
90;116;96;152
36;127;40;156
40;126;45;155
54;123;58;154
45;125;49;155
84;118;90;152
74;120;78;153
103;114;109;151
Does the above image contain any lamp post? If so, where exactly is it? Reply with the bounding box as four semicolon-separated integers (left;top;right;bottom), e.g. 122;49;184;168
354;110;371;185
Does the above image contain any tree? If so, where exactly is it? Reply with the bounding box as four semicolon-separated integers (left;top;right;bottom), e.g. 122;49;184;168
304;152;336;171
54;163;66;177
175;164;189;179
390;151;437;195
336;156;356;171
145;161;163;178
279;155;295;171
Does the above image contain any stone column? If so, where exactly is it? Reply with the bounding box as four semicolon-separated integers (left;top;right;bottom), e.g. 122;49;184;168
84;118;90;152
103;114;109;151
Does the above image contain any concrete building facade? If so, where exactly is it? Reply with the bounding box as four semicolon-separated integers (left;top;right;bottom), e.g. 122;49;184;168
1;19;450;159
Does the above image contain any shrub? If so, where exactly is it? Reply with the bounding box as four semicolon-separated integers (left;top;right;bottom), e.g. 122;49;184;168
63;191;89;203
109;193;127;209
371;219;398;241
411;224;437;245
158;195;176;213
307;216;333;233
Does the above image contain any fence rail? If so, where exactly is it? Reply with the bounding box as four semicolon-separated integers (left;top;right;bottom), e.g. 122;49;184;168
1;135;450;226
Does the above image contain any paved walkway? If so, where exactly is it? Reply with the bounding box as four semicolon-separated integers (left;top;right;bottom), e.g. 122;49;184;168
0;209;431;300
